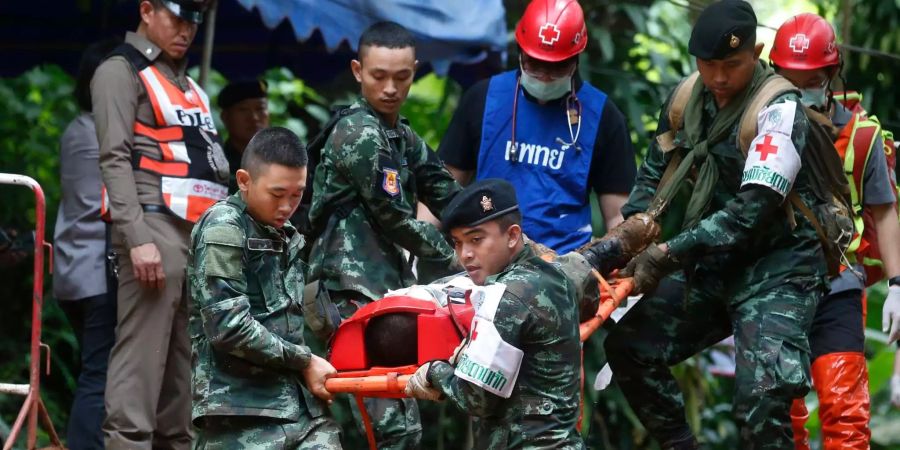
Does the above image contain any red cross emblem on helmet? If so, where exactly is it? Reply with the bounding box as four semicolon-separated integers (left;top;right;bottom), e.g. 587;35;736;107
515;0;588;62
771;13;840;70
538;23;561;46
789;34;810;53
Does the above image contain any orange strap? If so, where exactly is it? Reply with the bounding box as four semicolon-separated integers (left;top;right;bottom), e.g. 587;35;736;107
355;394;378;450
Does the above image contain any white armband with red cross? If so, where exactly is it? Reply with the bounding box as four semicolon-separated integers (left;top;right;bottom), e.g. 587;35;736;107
454;283;523;398
740;101;802;198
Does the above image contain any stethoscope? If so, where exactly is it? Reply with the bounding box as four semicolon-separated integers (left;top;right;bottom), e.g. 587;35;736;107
508;72;583;164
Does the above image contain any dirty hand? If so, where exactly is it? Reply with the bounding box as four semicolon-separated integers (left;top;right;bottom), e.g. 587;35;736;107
581;213;661;276
130;242;165;290
883;286;900;344
404;362;444;401
620;244;679;294
302;354;337;404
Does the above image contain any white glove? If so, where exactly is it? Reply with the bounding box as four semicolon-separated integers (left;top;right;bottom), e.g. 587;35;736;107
593;363;614;391
891;374;900;408
883;286;900;344
404;362;444;401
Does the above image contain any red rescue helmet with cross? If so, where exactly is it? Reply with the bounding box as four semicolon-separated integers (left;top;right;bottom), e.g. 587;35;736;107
515;0;588;62
770;13;840;70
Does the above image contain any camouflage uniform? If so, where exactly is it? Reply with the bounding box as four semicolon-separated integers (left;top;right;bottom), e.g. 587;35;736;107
188;194;341;449
428;244;585;449
307;97;461;448
604;82;828;449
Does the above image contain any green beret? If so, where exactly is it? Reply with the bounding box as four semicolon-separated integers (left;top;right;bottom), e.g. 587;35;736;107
441;179;519;231
689;0;757;60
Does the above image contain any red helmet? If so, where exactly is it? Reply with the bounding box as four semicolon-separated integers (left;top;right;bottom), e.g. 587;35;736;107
515;0;588;62
770;13;840;70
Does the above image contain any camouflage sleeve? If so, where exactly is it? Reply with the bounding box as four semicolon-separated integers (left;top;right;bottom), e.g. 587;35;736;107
667;94;809;260
621;101;674;219
428;292;527;417
331;119;455;261
408;135;461;218
193;222;311;371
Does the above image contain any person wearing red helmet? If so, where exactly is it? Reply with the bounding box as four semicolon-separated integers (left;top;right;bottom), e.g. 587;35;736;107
771;12;900;450
438;0;636;254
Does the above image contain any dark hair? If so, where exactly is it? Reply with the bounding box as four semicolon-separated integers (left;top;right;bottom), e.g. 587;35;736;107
241;127;308;174
75;38;121;112
364;313;418;367
357;21;416;60
495;209;523;231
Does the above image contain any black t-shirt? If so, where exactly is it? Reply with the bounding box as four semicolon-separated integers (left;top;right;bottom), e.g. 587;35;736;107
438;73;637;196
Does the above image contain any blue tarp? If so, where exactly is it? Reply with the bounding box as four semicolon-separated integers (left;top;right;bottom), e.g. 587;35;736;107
235;0;508;75
0;0;507;86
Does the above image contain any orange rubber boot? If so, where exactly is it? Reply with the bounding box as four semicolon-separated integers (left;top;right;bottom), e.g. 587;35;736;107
790;398;811;450
813;352;870;450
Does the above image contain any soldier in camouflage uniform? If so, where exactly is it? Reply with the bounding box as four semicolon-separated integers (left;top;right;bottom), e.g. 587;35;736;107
305;22;461;448
405;179;585;449
592;2;830;449
189;128;341;449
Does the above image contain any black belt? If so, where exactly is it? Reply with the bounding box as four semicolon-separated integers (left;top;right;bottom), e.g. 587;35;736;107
141;204;173;216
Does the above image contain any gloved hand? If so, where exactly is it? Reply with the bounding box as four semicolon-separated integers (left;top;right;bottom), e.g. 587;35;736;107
620;244;679;294
404;362;444;401
884;285;900;344
581;213;661;276
891;374;900;408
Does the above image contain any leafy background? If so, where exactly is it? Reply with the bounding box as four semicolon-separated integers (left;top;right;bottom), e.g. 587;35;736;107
1;0;899;447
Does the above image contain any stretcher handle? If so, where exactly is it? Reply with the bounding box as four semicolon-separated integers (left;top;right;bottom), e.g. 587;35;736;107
324;374;412;394
579;275;634;342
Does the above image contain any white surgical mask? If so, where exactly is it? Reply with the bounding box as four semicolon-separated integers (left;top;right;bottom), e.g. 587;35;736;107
800;87;828;108
520;70;572;102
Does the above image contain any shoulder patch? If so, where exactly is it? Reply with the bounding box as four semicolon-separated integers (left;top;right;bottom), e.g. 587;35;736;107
757;100;797;139
201;224;244;248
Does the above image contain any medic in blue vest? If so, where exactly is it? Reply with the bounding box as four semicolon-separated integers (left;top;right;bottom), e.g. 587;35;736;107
438;0;637;253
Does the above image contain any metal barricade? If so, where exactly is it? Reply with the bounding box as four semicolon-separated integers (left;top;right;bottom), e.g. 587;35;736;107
0;173;62;449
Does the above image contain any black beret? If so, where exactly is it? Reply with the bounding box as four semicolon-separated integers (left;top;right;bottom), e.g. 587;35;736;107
689;0;757;60
441;179;519;231
218;79;268;110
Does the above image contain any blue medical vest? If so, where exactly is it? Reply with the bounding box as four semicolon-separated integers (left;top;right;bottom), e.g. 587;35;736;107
476;70;607;253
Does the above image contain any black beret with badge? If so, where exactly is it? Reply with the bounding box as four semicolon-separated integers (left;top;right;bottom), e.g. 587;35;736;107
218;79;269;110
441;178;520;231
688;0;758;60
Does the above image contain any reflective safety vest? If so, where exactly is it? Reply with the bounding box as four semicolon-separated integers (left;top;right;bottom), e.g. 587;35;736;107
834;91;900;285
100;44;229;223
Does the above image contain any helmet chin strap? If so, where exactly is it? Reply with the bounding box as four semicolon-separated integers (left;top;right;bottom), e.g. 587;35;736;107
510;74;583;164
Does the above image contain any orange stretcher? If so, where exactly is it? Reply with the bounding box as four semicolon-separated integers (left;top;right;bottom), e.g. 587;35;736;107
323;272;634;449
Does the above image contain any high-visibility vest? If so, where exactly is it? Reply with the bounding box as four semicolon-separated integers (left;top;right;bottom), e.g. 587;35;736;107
100;44;229;223
834;91;900;286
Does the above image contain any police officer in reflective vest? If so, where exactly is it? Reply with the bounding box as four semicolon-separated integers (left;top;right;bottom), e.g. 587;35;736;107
770;13;900;450
438;0;636;253
92;1;228;447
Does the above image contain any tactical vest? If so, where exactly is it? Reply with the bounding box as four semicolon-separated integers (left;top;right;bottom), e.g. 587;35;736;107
100;44;229;223
476;70;606;253
834;91;900;285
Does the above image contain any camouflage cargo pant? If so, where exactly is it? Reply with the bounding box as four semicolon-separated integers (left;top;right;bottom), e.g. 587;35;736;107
605;272;821;449
334;291;422;450
194;415;342;449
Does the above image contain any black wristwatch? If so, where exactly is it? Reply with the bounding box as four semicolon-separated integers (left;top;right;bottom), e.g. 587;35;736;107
889;276;900;288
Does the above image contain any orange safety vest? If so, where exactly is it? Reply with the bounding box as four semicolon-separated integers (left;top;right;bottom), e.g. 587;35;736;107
101;44;229;223
834;91;900;286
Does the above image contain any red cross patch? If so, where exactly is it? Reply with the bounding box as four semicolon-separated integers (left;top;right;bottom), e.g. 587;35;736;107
538;23;560;46
470;322;479;341
754;135;779;161
789;34;810;53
